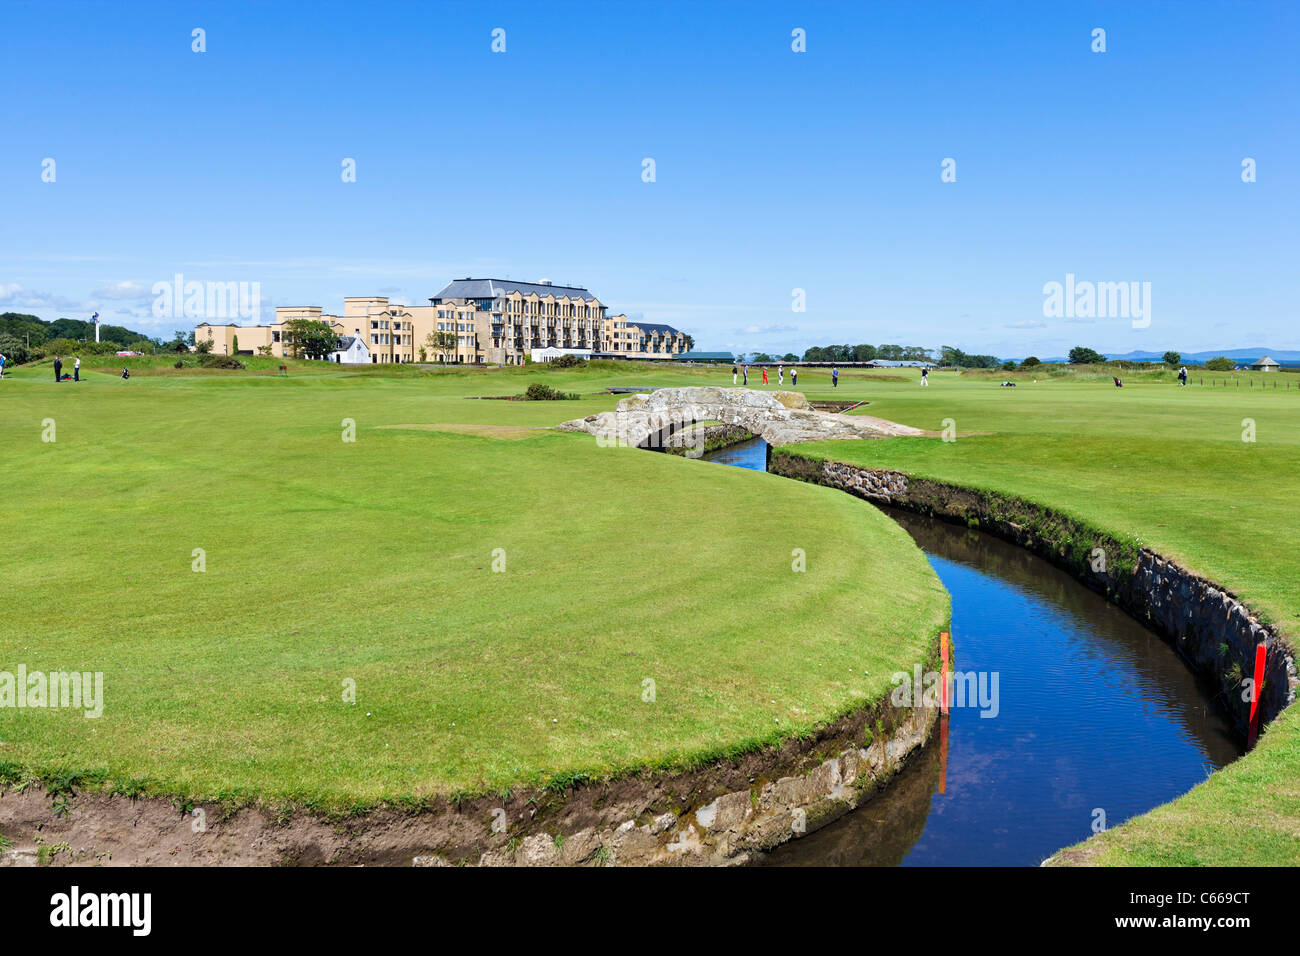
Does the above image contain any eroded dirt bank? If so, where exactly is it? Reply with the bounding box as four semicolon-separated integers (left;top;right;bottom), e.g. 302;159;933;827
0;671;941;867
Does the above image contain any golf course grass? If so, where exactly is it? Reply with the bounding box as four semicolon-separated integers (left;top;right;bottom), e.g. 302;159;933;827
3;354;1296;865
0;357;948;808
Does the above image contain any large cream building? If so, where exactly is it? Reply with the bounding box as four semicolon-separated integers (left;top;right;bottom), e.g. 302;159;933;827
195;278;688;364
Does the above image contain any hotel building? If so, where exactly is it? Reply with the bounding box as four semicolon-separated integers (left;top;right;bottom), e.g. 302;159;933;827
195;278;688;364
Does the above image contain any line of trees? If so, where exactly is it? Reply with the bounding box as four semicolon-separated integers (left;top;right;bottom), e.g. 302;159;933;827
801;344;936;363
796;343;1003;368
0;311;175;364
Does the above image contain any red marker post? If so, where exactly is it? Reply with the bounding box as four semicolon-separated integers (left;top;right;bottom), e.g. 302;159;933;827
1248;642;1267;749
939;632;950;714
938;631;951;794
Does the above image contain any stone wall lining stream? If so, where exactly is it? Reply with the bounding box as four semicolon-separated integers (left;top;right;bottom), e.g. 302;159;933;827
768;450;1298;736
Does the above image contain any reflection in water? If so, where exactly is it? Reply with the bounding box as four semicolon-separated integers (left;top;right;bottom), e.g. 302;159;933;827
759;507;1242;866
699;436;768;470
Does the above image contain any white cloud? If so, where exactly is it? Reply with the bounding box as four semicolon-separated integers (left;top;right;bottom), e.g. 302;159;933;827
92;280;151;301
737;323;798;335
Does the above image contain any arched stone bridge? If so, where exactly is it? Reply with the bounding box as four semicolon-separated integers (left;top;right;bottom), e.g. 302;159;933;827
557;386;925;448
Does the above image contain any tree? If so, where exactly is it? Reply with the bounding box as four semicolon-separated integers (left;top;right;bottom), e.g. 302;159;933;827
424;329;457;363
1205;356;1235;371
1069;346;1105;365
194;338;213;354
0;332;32;364
1001;360;1017;371
683;335;695;351
1020;356;1041;368
781;353;798;362
939;345;967;367
877;343;904;360
1163;351;1181;366
232;334;239;354
850;344;877;362
753;352;774;363
282;319;341;360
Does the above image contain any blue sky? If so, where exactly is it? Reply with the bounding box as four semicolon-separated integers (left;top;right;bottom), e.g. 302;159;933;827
2;0;1296;358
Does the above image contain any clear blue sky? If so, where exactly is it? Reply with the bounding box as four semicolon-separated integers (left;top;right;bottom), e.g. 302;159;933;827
2;0;1296;358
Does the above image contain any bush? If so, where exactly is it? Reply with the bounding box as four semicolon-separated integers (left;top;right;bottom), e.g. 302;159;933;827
198;353;245;370
1020;356;1041;368
194;339;213;354
0;333;33;365
1001;360;1016;371
1069;346;1106;365
174;359;185;369
523;382;578;401
548;353;587;369
1205;356;1235;371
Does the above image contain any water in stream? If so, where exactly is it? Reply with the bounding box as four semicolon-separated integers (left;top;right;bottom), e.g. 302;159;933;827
700;437;1243;866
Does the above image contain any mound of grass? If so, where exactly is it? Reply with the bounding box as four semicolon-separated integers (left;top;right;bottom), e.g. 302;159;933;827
0;365;946;805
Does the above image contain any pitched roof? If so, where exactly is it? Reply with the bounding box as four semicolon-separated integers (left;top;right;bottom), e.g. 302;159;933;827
1252;355;1280;365
630;322;682;336
432;278;600;302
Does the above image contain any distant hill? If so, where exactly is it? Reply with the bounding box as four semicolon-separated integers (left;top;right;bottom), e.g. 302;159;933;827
0;311;158;348
1036;348;1300;366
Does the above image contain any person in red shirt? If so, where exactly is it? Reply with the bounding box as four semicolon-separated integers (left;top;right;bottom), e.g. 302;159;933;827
761;366;768;385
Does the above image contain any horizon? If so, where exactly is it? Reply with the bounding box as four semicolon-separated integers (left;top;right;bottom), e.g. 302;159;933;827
3;0;1297;358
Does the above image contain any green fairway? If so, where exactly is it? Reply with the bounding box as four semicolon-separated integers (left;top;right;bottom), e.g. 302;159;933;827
0;359;948;806
787;365;1300;865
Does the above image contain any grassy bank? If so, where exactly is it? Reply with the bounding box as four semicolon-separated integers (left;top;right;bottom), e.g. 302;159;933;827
0;360;947;808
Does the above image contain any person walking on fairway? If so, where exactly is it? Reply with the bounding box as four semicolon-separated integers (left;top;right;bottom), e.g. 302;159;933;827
732;362;738;385
53;355;62;382
831;365;839;388
791;366;797;387
742;365;748;386
761;366;768;385
920;365;929;386
0;351;6;379
1178;366;1188;387
778;364;784;386
73;356;80;382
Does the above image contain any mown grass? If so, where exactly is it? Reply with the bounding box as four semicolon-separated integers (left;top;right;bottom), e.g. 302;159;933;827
786;365;1300;865
0;358;947;808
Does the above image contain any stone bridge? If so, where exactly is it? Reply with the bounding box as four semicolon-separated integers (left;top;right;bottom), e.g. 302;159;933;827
557;386;926;447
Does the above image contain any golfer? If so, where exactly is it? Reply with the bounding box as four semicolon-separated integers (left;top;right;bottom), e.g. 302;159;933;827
831;365;839;388
74;356;81;382
761;366;768;385
53;355;62;382
778;364;784;386
732;362;738;385
0;351;6;378
791;366;797;386
742;365;748;386
920;366;929;386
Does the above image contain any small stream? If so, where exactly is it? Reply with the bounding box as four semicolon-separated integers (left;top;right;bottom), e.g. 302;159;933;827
700;437;1243;866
